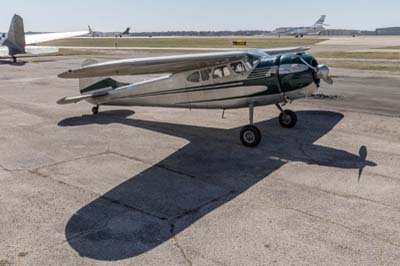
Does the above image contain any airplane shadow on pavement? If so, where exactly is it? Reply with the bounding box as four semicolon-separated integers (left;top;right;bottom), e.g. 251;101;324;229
58;110;376;261
0;60;26;66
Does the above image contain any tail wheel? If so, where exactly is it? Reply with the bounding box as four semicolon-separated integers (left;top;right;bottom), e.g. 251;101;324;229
240;125;262;147
92;106;99;115
279;110;297;128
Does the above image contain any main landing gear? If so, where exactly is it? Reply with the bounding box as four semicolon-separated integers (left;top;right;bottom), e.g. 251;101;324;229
240;103;262;147
92;105;100;115
239;103;298;147
12;56;17;63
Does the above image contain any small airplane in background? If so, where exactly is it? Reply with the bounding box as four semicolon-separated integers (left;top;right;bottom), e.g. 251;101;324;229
58;47;333;147
273;15;328;38
0;14;88;62
116;27;131;38
88;26;131;38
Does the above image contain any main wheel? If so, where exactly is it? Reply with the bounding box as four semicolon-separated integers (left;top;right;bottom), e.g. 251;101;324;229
240;125;262;147
279;110;297;128
92;106;99;115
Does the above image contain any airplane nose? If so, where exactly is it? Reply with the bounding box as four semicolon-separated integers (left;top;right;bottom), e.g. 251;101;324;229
316;64;333;85
298;54;333;86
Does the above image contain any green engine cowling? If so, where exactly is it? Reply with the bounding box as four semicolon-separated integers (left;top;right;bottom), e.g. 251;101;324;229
279;54;321;91
250;53;324;98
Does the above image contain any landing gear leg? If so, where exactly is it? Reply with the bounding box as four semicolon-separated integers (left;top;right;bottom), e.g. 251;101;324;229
240;103;262;147
12;56;17;63
92;105;99;115
276;103;297;128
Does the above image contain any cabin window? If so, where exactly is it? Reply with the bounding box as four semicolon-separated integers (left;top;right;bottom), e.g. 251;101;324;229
231;62;247;74
1;33;5;38
187;71;201;83
213;66;231;79
201;69;212;81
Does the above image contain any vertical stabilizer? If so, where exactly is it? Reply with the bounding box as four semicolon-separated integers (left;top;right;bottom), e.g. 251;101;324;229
4;14;26;56
313;15;326;27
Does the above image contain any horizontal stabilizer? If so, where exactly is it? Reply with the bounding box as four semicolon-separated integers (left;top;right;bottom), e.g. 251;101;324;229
25;31;88;45
0;47;9;57
25;46;59;55
57;91;108;105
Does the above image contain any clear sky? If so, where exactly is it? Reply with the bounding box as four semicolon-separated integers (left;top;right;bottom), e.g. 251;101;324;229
0;0;399;32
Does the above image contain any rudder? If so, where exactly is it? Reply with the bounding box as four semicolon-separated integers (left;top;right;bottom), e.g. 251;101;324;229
4;14;26;56
314;15;326;27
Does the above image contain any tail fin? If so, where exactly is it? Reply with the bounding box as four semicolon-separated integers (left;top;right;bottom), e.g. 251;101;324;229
88;25;93;35
79;59;128;95
4;14;26;56
313;15;326;27
122;27;130;35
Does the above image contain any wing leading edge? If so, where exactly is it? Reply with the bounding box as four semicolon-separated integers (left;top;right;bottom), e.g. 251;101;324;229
59;47;309;79
59;51;249;79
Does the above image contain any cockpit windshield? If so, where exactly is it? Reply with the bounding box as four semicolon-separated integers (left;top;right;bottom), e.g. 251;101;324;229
246;51;267;66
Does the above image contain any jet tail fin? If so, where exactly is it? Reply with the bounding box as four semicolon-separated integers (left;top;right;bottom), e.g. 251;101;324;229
313;15;327;27
122;27;130;35
4;14;26;56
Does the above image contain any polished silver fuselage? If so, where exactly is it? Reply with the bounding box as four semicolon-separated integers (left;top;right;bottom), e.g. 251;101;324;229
88;65;318;110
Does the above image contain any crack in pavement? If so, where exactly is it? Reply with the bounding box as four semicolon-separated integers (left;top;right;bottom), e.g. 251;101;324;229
0;162;31;173
276;204;400;248
172;236;193;266
108;150;198;179
278;177;400;212
31;150;111;174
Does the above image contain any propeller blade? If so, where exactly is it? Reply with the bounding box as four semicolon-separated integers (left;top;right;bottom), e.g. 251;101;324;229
358;145;368;181
298;57;333;85
317;64;333;85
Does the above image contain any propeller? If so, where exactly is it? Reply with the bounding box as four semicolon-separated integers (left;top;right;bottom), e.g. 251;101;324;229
358;145;368;182
298;57;333;85
316;64;333;85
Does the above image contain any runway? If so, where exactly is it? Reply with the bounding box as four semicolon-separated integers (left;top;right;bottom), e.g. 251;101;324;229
0;54;399;266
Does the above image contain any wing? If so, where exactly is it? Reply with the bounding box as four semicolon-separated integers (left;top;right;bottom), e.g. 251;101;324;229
25;31;88;45
25;46;59;55
0;46;9;57
59;47;310;79
263;46;309;55
59;51;249;79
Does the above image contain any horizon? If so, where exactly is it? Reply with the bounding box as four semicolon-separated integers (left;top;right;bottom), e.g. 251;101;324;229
1;0;399;32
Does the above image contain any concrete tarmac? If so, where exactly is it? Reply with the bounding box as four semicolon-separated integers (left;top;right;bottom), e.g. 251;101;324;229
0;56;400;266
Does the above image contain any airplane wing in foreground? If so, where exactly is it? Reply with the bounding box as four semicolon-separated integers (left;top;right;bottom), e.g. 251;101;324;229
262;46;310;55
59;51;249;78
59;47;309;79
25;31;88;45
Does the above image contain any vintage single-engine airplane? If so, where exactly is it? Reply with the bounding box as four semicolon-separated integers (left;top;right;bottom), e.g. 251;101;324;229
0;14;88;62
58;47;333;147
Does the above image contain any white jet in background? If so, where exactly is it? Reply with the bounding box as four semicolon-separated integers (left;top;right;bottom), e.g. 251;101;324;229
273;15;328;38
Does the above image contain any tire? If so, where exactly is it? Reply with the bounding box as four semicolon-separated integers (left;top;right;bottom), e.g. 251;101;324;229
240;125;262;147
279;110;297;128
92;106;99;115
